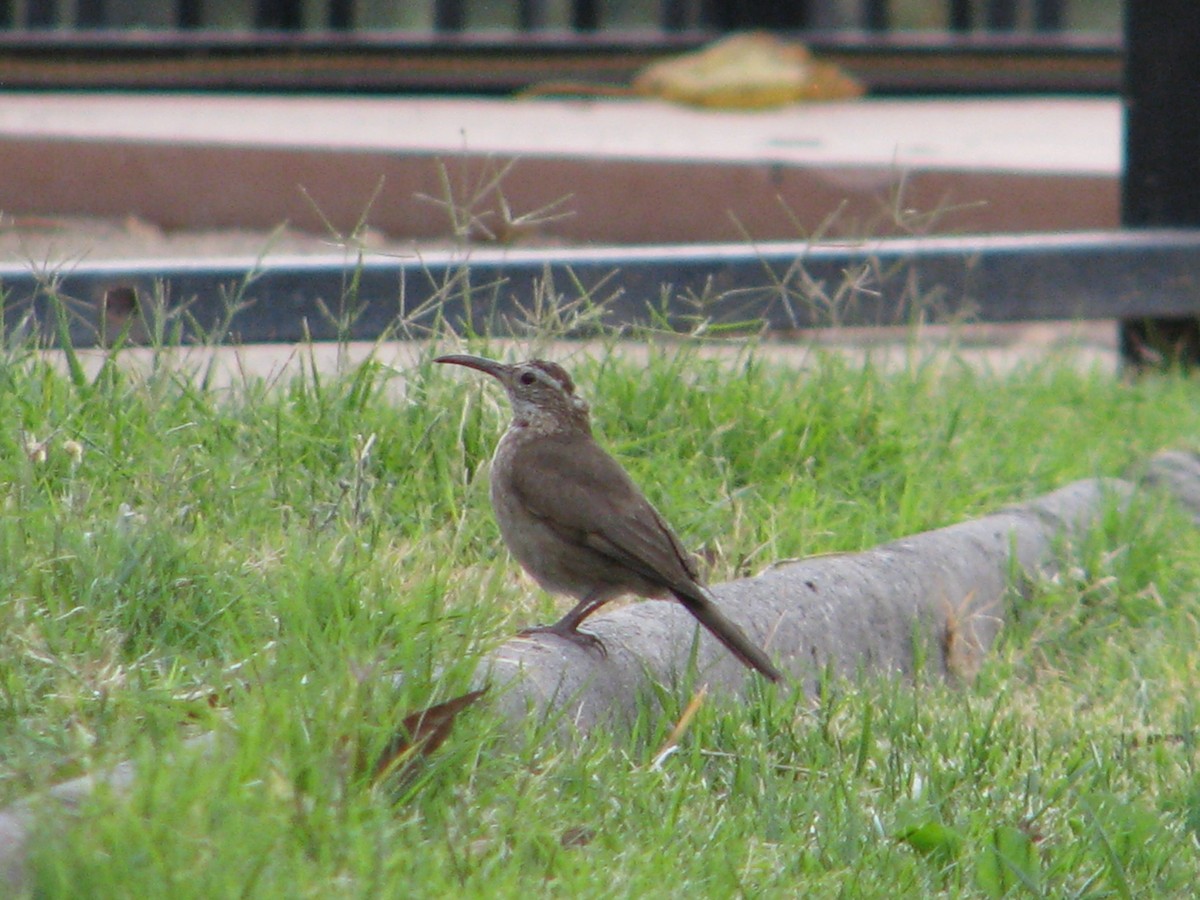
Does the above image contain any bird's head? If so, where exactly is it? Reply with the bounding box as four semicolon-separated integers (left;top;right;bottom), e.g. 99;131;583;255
435;355;591;433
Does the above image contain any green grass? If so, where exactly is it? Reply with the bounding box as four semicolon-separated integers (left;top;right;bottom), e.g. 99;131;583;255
3;328;1200;897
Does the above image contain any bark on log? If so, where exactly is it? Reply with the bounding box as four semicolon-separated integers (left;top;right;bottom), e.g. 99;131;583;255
4;451;1199;892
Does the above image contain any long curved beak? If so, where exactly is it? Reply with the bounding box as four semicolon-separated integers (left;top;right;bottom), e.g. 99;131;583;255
434;354;512;381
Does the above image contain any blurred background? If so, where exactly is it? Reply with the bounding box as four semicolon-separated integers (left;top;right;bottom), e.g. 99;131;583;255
0;1;1122;36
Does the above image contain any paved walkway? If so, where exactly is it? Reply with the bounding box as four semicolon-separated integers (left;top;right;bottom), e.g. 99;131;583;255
0;93;1120;249
0;93;1118;172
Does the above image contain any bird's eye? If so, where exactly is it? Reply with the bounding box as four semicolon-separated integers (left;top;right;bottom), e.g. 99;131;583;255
519;372;536;386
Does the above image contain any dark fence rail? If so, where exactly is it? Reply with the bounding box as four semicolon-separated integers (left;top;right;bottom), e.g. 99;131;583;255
0;1;1092;33
2;230;1196;348
0;1;1121;94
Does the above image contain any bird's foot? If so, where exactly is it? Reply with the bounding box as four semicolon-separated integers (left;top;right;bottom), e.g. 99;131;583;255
518;623;608;658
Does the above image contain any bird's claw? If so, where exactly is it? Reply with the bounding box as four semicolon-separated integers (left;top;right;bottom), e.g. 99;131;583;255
518;624;608;658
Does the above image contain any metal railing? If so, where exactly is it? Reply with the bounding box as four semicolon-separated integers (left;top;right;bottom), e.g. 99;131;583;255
2;230;1196;348
0;1;1122;95
1;1;1084;32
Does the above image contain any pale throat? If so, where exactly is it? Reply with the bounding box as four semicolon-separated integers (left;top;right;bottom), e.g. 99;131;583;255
509;394;592;434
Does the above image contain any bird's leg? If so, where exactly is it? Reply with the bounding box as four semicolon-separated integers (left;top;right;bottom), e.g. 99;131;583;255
520;593;609;656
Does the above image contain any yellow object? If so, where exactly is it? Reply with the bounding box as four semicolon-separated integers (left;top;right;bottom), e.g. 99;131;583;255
633;32;865;109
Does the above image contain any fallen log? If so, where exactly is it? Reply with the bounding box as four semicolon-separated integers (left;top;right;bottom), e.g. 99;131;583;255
481;477;1130;732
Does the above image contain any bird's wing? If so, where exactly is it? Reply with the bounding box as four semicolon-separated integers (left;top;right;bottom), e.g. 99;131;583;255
507;435;702;590
509;434;783;683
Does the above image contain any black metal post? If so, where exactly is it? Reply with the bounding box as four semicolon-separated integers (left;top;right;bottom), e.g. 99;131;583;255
706;0;810;28
571;0;599;31
948;0;972;32
328;0;353;29
863;0;888;31
433;0;466;31
76;0;105;27
254;0;303;29
985;0;1017;30
25;0;55;27
1120;0;1200;366
177;0;203;28
1034;0;1063;31
661;0;692;31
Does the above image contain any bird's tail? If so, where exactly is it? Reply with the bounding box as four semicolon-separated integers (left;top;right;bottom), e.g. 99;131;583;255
673;590;783;683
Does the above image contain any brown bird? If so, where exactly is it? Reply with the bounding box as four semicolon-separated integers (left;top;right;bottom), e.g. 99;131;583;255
435;354;782;683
